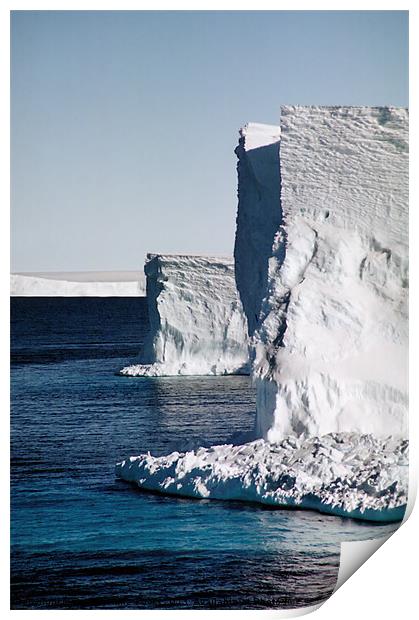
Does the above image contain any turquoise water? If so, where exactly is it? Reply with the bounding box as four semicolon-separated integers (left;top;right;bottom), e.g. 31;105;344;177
10;297;399;609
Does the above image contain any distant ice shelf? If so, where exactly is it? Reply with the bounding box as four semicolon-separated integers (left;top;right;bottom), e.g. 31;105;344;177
11;272;146;297
116;432;408;523
119;254;249;376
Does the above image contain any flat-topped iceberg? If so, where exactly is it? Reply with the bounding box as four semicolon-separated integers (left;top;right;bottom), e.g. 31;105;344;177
116;432;408;523
119;254;249;376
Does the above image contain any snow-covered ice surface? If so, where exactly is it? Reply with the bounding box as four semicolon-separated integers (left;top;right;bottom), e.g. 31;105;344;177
116;432;408;523
11;272;146;296
236;107;408;440
119;254;249;376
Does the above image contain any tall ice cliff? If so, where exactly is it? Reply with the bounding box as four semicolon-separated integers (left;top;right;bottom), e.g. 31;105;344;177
235;107;408;440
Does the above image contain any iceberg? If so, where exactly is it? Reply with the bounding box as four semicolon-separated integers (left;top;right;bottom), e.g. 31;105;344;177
11;272;146;297
117;107;409;521
119;254;249;376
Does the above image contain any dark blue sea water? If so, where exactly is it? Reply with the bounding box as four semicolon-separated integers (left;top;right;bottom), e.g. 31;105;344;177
10;297;399;610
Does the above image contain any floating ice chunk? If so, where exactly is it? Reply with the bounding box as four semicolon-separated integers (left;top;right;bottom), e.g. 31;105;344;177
116;433;408;523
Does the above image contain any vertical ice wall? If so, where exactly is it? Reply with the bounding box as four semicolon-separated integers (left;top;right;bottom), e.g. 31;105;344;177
234;123;281;339
120;253;249;376
235;107;408;440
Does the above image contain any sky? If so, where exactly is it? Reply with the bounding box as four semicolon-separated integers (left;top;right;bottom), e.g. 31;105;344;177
10;10;408;272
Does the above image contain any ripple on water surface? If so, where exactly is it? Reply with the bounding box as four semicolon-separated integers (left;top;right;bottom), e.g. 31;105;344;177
10;298;400;609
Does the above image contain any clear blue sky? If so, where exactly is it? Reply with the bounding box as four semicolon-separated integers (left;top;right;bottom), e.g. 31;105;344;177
11;10;408;272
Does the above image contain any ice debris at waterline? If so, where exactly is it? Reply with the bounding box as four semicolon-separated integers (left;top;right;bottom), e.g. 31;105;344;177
116;433;408;523
119;254;249;377
234;107;408;440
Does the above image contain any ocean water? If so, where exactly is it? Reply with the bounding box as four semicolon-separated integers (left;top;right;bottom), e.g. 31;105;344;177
10;297;399;610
